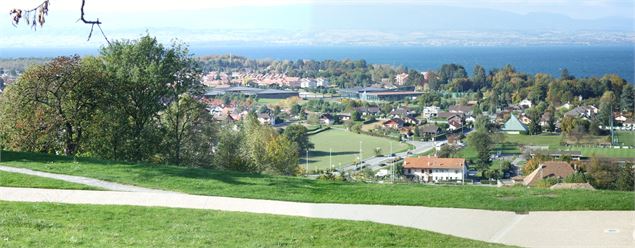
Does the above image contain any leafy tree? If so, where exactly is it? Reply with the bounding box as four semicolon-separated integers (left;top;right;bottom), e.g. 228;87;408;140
615;164;634;191
437;144;455;158
265;135;299;175
0;56;105;155
620;84;634;113
587;155;618;190
161;93;213;166
525;107;542;135
564;171;587;183
466;130;493;168
283;125;314;154
100;35;197;161
214;127;247;171
471;65;487;90
597;91;616;126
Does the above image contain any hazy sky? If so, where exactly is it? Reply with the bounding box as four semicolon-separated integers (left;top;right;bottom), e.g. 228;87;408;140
1;0;633;49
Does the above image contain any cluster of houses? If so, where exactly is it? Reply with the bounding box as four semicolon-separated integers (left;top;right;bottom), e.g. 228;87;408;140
401;156;584;188
202;71;330;89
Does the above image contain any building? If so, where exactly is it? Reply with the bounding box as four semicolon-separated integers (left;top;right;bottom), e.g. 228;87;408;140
204;86;299;99
300;78;317;89
423;106;440;119
449;104;475;116
383;118;405;129
501;114;528;134
523;161;575;186
403;157;467;183
338;87;386;99
361;91;423;102
565;105;598;119
519;99;533;108
319;113;334;125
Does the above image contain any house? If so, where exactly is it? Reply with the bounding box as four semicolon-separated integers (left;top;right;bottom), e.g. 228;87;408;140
520;114;532;125
448;118;462;131
300;78;317;89
383;118;405;129
523;161;574;186
448;104;474;116
419;124;441;140
615;113;628;123
404;116;420;125
336;113;351;121
403;157;467;183
519;99;533;108
257;113;275;125
319;113;334;125
564;105;598;119
437;112;461;120
395;73;409;85
355;106;381;116
623;119;635;130
316;78;329;87
447;135;463;146
539;112;553;127
423;106;440;119
390;108;415;118
501;114;528;134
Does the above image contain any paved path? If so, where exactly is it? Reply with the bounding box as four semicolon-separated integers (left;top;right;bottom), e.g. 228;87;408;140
0;165;633;247
0;187;632;248
0;165;174;193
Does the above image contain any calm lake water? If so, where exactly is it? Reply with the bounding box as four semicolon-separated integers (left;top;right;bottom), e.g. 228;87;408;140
2;46;634;82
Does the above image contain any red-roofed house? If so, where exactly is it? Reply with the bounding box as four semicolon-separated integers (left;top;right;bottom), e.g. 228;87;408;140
403;156;467;183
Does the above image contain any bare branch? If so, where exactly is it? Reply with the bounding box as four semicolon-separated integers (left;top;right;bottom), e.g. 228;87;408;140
9;0;110;45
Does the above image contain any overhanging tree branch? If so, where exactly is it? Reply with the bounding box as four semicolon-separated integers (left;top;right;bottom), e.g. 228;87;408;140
9;0;110;45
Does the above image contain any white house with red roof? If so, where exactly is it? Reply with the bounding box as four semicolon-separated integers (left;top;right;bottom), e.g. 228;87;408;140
403;157;467;183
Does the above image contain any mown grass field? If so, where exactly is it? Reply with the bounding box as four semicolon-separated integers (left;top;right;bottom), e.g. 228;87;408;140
307;128;409;170
616;131;635;146
0;170;98;190
459;133;635;158
1;151;632;212
0;201;507;248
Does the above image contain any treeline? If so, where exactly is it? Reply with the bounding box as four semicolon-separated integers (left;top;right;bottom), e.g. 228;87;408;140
0;36;311;175
0;36;213;166
198;55;414;88
0;58;51;76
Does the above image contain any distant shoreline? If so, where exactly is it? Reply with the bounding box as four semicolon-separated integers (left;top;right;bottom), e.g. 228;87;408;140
1;45;633;83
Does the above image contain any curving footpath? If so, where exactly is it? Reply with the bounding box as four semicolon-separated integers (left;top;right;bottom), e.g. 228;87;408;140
0;166;633;248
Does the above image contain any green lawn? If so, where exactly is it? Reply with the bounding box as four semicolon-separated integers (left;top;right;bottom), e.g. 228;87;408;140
502;134;562;146
256;98;285;105
498;133;635;158
0;201;506;248
1;151;632;211
0;170;98;190
616;131;635;146
307;129;409;171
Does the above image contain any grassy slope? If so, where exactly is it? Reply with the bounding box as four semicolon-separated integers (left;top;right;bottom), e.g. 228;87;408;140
0;201;507;248
0;171;98;190
1;151;632;211
307;129;408;170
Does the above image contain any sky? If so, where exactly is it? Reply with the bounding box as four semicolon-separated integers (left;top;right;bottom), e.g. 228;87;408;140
0;0;633;49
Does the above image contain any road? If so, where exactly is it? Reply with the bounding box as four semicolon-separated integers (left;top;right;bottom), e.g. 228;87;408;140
339;140;445;172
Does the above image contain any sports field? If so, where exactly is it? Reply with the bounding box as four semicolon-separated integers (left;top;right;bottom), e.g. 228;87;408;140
306;128;409;171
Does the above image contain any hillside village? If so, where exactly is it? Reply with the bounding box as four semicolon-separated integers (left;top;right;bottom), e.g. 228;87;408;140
191;56;635;191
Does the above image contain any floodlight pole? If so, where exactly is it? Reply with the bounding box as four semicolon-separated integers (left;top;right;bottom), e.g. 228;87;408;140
305;149;309;174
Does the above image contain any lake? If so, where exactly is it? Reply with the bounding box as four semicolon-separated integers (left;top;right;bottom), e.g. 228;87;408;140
2;46;633;82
